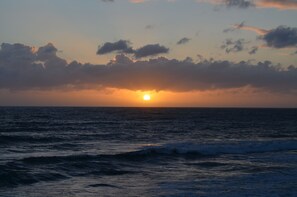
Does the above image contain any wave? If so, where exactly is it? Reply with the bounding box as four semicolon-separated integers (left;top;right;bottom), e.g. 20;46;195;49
127;139;297;157
10;139;297;162
0;157;134;188
17;139;297;164
2;139;296;188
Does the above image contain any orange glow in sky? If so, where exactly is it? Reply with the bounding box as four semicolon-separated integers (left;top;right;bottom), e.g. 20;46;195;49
0;88;297;107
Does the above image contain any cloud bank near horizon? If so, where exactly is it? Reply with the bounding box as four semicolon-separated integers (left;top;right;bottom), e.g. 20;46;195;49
0;43;297;94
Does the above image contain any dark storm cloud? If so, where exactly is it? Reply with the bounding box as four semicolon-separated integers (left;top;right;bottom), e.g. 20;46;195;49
177;37;191;45
1;43;297;93
97;40;134;55
262;26;297;48
221;39;246;53
134;44;169;58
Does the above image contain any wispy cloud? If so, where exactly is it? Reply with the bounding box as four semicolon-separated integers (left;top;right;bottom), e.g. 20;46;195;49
199;0;297;10
223;0;255;8
256;0;297;10
249;46;259;54
233;22;269;35
221;39;247;53
177;37;191;45
126;0;297;10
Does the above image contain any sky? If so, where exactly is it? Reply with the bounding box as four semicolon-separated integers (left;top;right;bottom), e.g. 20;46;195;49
0;0;297;107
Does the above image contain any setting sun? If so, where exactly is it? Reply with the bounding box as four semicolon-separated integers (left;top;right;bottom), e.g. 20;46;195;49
143;94;151;101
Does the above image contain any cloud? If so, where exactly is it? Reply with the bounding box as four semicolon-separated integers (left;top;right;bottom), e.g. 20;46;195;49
119;0;297;10
249;46;259;54
223;0;255;8
256;0;297;10
1;43;297;93
263;26;297;48
37;43;58;60
221;39;247;53
101;0;114;2
97;41;169;58
177;37;191;45
223;21;245;33
200;0;297;10
234;24;297;49
134;44;169;58
227;21;268;35
236;25;268;35
97;40;134;55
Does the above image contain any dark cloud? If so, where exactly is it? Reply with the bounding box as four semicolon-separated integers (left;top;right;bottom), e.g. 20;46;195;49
223;0;255;8
262;26;297;48
249;46;259;55
232;24;297;50
177;37;191;45
221;39;247;53
0;43;35;63
36;43;58;61
134;44;169;58
97;41;169;58
97;40;134;55
1;43;297;93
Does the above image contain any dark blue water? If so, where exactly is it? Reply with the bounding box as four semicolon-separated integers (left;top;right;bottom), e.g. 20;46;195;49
0;107;297;196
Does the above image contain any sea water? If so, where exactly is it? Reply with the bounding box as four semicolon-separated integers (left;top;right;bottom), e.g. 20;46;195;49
0;107;297;196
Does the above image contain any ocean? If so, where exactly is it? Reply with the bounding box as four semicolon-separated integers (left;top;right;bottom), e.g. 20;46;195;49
0;107;297;197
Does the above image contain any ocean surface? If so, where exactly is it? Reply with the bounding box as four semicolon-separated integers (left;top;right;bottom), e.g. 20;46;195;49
0;107;297;197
